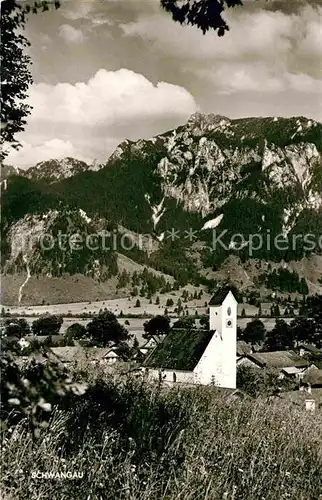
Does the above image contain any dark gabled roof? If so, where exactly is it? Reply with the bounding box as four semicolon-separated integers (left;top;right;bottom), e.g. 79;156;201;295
209;287;237;306
247;350;308;369
298;344;321;354
144;328;213;371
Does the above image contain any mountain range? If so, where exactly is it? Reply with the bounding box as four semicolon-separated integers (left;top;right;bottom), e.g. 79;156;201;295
1;157;98;184
1;113;322;304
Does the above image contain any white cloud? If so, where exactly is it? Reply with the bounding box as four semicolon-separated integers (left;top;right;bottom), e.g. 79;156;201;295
60;0;114;29
59;24;84;43
120;5;322;85
61;0;96;21
27;68;196;127
202;63;322;95
6;69;197;168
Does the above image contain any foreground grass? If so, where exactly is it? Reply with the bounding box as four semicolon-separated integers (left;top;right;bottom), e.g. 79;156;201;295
2;374;322;500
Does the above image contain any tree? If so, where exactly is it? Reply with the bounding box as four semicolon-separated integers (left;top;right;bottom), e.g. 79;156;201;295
1;0;60;159
289;316;316;345
4;318;30;339
243;319;266;345
65;323;86;345
299;277;309;295
270;304;280;317
237;326;243;341
1;352;87;439
166;298;174;307
135;299;141;308
306;295;322;347
86;310;129;347
32;315;63;336
241;308;246;317
199;314;209;329
155;296;160;305
161;0;242;36
115;341;137;361
248;291;260;307
172;316;195;329
143;315;170;343
237;365;294;398
264;319;294;351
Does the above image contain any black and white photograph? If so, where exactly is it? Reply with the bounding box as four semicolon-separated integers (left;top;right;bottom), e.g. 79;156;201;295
1;0;322;498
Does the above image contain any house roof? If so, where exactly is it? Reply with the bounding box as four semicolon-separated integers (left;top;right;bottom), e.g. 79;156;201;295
50;346;87;363
237;341;253;356
247;350;308;369
104;349;119;358
144;328;213;371
281;366;304;375
281;388;322;405
298;344;321;354
14;350;64;368
209;287;237;306
140;338;158;349
303;367;322;386
51;346;123;362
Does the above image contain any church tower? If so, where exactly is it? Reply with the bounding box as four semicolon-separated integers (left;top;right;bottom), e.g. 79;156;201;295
207;289;237;388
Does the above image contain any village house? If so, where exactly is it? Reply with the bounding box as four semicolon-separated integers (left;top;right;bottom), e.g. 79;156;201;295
301;366;322;389
143;290;237;389
50;346;125;366
139;337;159;356
297;344;322;357
238;350;315;380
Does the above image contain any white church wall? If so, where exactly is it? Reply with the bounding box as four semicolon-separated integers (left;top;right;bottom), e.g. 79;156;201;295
196;292;237;388
143;368;194;385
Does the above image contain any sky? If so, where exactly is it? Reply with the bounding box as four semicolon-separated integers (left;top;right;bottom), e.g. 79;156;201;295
6;0;322;168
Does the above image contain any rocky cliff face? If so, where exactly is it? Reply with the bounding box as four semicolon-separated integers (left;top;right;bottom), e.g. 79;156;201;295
1;113;322;300
114;114;322;228
2;208;118;305
25;157;92;183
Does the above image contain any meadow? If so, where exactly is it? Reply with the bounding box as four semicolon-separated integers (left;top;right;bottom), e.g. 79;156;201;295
1;362;322;500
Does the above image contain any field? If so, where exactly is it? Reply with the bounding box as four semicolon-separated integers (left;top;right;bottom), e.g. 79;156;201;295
3;296;287;321
2;292;210;316
2;296;293;346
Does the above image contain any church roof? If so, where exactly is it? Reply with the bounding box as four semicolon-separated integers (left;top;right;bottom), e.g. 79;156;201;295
143;328;213;371
209;287;237;306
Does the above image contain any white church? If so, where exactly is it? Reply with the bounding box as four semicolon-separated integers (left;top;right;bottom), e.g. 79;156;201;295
143;289;237;389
